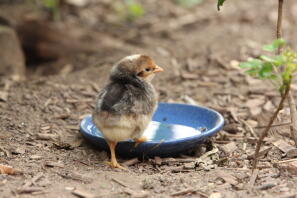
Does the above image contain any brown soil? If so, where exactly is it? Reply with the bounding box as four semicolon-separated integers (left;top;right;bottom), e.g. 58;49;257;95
1;0;297;197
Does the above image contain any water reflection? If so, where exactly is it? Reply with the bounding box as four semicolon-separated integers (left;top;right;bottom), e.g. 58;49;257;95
143;121;201;141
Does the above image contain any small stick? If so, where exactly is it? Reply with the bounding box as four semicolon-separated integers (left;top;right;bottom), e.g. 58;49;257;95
111;178;128;188
248;169;259;188
239;118;258;138
276;0;297;148
276;0;284;53
253;84;290;170
288;97;297;147
256;122;291;129
277;158;297;164
171;188;195;196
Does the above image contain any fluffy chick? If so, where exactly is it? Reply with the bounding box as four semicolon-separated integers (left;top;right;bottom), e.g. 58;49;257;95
92;54;163;169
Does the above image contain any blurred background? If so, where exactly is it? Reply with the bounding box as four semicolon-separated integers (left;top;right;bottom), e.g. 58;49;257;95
1;0;297;81
2;0;297;119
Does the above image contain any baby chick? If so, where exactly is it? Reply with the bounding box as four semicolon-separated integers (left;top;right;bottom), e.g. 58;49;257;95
92;54;163;169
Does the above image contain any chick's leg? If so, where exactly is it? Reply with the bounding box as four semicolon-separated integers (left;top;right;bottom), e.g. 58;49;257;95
133;136;147;147
107;140;127;170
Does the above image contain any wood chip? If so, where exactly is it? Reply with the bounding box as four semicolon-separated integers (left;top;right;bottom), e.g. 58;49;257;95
273;140;297;157
182;162;195;169
154;156;162;166
0;91;8;102
66;98;93;104
58;171;92;183
281;161;297;175
278;193;296;198
223;124;239;134
23;172;44;188
209;192;222;198
263;100;274;111
11;147;25;155
0;164;16;175
220;142;237;154
180;72;197;80
122;158;139;166
36;133;59;141
182;95;198;106
17;187;44;194
171;188;195;196
216;171;238;185
30;155;42;160
45;161;64;168
256;182;277;190
122;188;149;198
72;189;95;198
247;147;272;159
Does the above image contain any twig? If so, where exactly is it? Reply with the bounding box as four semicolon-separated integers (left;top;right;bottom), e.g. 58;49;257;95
290;125;297;148
239;118;258;138
253;84;290;170
276;0;297;147
111;178;128;188
248;169;259;188
256;122;291;128
277;158;297;164
288;96;297;147
276;0;284;54
171;188;196;196
277;0;297;148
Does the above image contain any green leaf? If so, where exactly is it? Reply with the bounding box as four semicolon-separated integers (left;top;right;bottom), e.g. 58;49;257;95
245;68;259;76
273;55;286;66
42;0;58;8
259;62;273;79
174;0;203;7
260;55;275;62
127;2;144;18
262;38;286;52
239;59;262;69
217;0;226;11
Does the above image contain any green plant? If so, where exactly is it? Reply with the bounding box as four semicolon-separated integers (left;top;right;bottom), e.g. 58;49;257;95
217;0;226;10
114;0;144;22
240;39;297;93
174;0;204;8
42;0;60;21
217;0;297;171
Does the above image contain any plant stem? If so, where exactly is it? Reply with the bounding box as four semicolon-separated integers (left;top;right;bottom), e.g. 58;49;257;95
276;0;297;147
252;83;290;170
288;92;297;147
276;0;283;52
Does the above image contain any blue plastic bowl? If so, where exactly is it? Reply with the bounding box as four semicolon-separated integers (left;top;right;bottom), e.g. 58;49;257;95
80;103;224;157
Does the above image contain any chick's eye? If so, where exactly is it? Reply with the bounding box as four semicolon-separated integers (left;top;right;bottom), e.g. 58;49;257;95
145;68;151;72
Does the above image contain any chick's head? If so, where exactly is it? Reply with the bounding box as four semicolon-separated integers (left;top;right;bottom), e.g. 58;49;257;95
111;54;163;82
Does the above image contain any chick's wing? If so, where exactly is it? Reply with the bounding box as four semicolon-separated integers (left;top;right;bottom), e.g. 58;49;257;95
97;83;149;115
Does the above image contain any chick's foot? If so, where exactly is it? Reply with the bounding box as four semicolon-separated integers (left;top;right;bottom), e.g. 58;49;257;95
106;161;127;170
134;136;147;147
106;140;127;170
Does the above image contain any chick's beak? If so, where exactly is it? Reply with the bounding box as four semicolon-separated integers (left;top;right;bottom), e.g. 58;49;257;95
153;65;164;73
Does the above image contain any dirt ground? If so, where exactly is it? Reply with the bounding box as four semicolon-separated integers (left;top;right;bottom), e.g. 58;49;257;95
1;0;297;197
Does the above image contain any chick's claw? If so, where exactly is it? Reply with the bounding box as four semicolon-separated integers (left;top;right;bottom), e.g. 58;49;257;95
106;161;127;170
134;136;148;147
